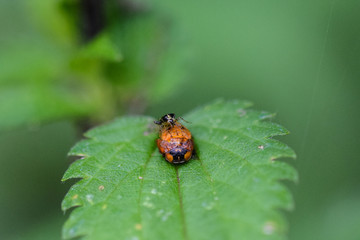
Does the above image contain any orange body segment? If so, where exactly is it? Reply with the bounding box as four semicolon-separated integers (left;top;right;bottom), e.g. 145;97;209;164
154;114;194;164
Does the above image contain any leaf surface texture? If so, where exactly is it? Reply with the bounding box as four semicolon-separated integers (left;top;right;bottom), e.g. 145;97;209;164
62;100;297;240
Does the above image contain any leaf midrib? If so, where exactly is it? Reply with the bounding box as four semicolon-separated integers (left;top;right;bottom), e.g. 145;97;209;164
86;142;158;239
176;167;189;240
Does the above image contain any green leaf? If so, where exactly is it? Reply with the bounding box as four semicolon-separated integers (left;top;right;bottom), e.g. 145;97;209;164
62;100;297;240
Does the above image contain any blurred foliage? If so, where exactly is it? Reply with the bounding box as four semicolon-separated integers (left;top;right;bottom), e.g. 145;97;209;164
0;0;184;130
1;0;359;239
0;1;98;129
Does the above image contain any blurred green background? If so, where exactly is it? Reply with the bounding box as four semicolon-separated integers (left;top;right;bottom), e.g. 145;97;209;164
1;0;359;239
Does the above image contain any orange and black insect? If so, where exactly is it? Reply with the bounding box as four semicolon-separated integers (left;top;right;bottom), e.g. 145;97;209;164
154;113;194;164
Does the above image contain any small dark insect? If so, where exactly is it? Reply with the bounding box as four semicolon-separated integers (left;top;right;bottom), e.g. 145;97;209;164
154;113;193;164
